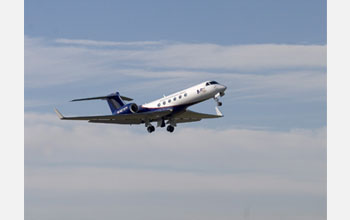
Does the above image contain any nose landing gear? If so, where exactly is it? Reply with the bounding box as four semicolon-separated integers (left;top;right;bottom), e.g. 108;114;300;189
214;97;222;106
214;93;223;106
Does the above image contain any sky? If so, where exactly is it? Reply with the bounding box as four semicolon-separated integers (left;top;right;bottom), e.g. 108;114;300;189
25;1;326;220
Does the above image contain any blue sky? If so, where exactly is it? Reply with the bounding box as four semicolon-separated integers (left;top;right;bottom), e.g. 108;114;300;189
25;0;326;44
25;1;326;220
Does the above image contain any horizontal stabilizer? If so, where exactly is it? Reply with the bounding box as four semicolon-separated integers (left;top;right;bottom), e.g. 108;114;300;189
71;94;133;102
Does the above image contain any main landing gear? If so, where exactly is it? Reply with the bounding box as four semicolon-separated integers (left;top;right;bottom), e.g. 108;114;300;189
147;124;174;133
166;125;175;133
147;125;155;133
146;119;176;133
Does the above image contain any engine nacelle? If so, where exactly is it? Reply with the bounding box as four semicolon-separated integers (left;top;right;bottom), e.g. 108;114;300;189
116;103;139;114
128;103;139;113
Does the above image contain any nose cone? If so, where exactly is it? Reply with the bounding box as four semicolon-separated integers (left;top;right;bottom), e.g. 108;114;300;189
219;85;227;97
220;84;227;92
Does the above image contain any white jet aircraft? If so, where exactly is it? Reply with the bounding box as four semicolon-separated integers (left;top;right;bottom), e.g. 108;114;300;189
55;81;227;133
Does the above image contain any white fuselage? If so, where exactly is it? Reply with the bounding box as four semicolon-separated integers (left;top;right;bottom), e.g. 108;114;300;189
142;81;226;109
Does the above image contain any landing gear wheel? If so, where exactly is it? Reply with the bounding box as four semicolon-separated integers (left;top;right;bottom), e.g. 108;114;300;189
214;97;223;106
147;125;155;133
166;125;175;133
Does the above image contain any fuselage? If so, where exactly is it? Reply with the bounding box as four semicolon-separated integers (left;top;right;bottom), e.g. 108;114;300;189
139;81;226;114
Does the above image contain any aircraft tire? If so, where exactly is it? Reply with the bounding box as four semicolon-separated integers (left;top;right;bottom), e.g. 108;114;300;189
166;125;175;133
147;125;155;133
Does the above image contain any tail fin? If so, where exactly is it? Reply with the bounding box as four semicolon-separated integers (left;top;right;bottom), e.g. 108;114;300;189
106;92;126;114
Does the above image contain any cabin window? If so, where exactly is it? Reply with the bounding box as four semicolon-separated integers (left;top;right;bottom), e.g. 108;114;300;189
179;95;182;99
157;103;160;107
184;93;187;97
163;101;166;105
168;99;171;103
173;97;176;101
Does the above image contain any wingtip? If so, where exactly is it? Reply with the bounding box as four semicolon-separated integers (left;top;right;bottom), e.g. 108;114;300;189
54;108;64;119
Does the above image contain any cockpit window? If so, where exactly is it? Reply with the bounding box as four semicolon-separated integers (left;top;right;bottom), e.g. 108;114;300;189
206;81;219;86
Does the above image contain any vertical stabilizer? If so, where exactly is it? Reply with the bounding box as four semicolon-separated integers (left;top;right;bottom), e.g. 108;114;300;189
106;92;126;114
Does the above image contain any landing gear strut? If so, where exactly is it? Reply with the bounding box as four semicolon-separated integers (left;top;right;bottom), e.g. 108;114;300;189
160;118;166;127
214;93;223;106
214;97;222;106
166;125;175;133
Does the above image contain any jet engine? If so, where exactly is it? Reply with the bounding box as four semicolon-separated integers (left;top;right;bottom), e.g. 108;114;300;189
128;103;139;113
116;103;139;114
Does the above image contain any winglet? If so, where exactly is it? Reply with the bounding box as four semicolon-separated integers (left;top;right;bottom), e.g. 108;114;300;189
54;108;64;119
215;106;223;117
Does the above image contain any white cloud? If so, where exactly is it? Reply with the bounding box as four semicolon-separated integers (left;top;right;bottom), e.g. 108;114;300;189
25;36;326;104
25;113;326;193
26;166;323;195
25;36;326;90
136;43;326;70
24;112;326;220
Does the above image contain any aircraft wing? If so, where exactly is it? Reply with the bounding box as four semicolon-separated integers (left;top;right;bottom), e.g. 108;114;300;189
54;108;172;125
171;107;223;124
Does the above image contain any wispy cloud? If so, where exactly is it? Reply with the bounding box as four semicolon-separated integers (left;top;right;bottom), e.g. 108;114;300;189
55;38;164;47
135;43;326;70
25;36;326;102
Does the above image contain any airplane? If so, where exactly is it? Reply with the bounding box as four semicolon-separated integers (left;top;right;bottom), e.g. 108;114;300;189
54;80;227;133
